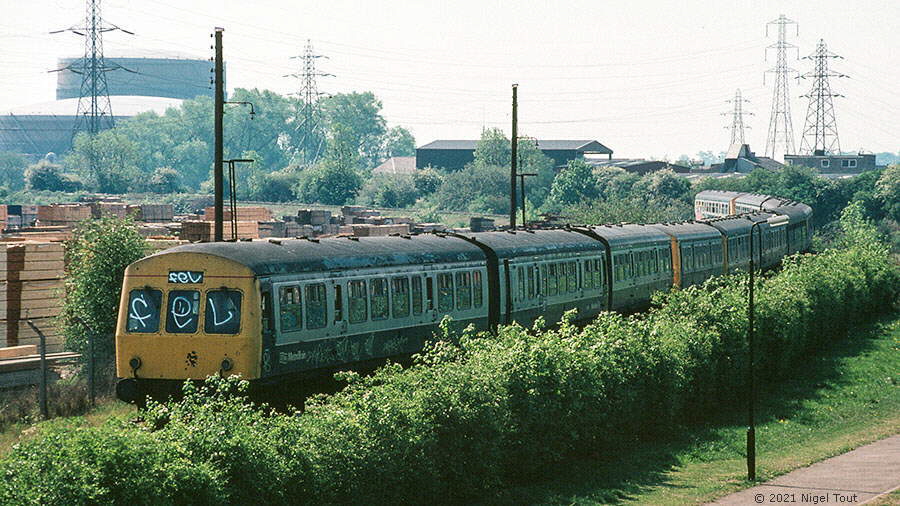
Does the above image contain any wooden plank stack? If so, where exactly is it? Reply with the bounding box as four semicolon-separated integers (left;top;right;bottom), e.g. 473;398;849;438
130;204;174;222
89;202;129;219
0;242;65;351
36;204;91;227
180;221;260;242
202;206;272;222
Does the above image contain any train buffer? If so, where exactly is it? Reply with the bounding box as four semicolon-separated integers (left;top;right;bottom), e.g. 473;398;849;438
0;345;80;389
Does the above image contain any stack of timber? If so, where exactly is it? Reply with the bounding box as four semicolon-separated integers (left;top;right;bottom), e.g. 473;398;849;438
89;202;129;219
350;224;410;237
146;238;189;254
202;206;272;222
180;221;259;242
0;242;65;351
0;204;7;230
130;204;174;222
36;204;91;227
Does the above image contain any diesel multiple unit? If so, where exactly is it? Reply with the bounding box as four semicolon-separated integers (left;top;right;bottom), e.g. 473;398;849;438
115;193;812;402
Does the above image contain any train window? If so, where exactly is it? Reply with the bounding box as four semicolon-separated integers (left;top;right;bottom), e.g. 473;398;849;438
456;271;472;310
526;264;535;298
334;284;343;322
473;271;483;308
626;254;635;279
557;262;567;294
412;276;423;315
652;250;660;273
681;246;693;271
371;278;389;321
437;273;454;312
127;288;162;333
305;284;327;329
660;248;671;272
594;258;603;286
166;290;200;334
279;286;302;332
205;290;242;334
567;261;577;292
540;264;548;296
517;266;526;301
583;260;594;289
349;280;368;324
547;263;558;296
426;277;434;310
392;277;410;318
614;255;622;282
261;291;272;333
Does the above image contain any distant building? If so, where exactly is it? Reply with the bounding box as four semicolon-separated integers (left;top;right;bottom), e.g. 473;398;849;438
712;144;784;172
586;158;690;175
784;151;880;173
373;156;417;175
415;139;613;170
0;51;213;159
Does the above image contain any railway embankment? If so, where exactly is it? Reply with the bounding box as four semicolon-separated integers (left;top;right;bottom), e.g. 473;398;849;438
0;202;896;505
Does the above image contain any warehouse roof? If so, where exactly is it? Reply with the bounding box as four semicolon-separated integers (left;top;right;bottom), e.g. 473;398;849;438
418;139;612;154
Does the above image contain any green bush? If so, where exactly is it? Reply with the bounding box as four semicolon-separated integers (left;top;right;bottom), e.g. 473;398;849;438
61;218;148;364
2;203;896;504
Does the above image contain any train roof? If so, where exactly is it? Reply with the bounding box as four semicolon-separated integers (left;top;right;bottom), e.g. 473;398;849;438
734;193;777;207
700;216;754;236
155;234;486;276
463;228;603;258
650;221;721;241
767;203;813;222
582;224;671;248
694;190;745;202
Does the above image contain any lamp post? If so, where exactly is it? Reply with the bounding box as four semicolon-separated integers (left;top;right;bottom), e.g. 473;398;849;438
747;213;789;481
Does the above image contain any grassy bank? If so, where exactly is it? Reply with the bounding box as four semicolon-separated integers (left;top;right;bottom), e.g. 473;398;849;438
493;313;900;504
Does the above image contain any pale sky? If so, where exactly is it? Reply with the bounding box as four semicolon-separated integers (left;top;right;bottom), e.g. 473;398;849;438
1;0;897;159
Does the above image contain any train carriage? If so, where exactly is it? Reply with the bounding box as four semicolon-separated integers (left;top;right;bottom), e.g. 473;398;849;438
115;192;815;403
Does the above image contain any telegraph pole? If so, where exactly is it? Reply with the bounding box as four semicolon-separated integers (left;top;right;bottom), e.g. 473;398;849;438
509;84;518;228
213;27;224;242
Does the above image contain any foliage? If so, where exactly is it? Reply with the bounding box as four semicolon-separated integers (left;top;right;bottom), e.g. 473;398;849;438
565;196;692;225
429;163;510;214
323;92;388;169
148;167;182;194
60;218;147;364
24;161;82;192
471;128;555;208
356;174;420;208
4;203;896;504
546;159;599;207
382;126;416;158
293;160;362;205
875;165;900;222
246;169;302;202
65;131;140;193
0;151;28;191
412;167;443;195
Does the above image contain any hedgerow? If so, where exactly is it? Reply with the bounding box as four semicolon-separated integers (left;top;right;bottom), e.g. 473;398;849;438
0;203;896;505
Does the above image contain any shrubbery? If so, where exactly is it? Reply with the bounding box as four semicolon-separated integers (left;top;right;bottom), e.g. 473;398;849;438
1;203;896;505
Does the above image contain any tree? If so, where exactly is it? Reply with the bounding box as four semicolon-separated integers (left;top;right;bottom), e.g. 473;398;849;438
24;160;81;192
632;169;693;204
875;165;900;222
61;218;147;365
246;169;301;202
322;92;387;169
66;130;140;193
594;166;640;201
357;174;420;208
0;151;27;191
148;167;182;194
429;164;509;214
413;168;443;195
293;160;362;205
546;159;600;208
471;129;555;207
382;126;416;158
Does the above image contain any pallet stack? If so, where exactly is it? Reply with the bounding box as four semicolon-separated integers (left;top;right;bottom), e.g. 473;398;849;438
202;206;272;222
180;221;260;242
0;242;65;351
130;204;174;222
89;202;129;219
36;204;91;227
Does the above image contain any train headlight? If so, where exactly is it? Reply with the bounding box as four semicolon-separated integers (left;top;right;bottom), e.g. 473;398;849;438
129;356;142;370
220;357;234;372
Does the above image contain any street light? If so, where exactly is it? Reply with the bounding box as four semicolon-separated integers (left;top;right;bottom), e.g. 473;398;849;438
746;213;789;481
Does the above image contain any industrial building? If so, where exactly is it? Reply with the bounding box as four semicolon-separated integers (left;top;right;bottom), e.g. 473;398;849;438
0;52;213;159
416;139;613;170
784;151;881;173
